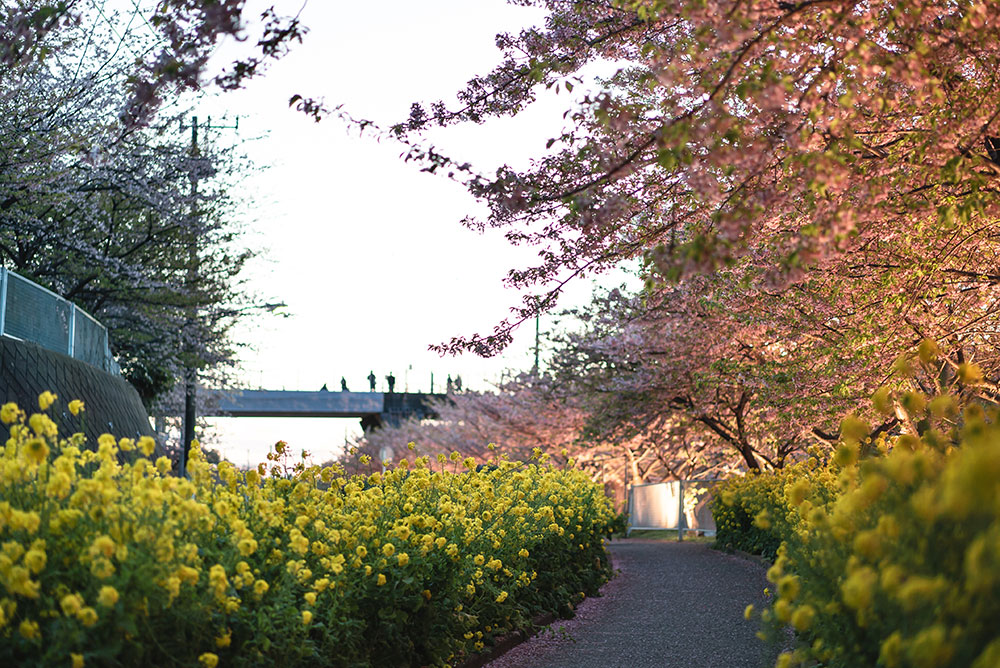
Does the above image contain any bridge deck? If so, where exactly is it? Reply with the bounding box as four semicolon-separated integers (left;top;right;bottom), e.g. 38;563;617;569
206;390;384;418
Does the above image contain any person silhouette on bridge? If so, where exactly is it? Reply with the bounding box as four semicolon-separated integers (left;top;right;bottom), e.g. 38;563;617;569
386;373;396;393
368;371;376;392
320;383;328;392
454;375;462;392
446;374;453;394
341;377;348;392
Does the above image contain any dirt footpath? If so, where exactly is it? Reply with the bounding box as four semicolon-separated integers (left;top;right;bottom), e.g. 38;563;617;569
486;539;778;668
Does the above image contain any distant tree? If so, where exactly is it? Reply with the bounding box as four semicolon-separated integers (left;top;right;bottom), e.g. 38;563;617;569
546;221;1000;471
0;14;277;407
356;371;732;503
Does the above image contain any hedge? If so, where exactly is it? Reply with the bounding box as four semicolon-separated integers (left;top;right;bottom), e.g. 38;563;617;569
713;400;1000;668
0;396;616;667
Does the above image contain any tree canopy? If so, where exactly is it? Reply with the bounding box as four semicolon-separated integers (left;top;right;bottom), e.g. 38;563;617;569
0;6;275;407
394;0;1000;352
1;1;308;127
383;0;1000;470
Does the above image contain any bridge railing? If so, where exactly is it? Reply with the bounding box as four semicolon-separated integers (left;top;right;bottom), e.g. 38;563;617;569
0;267;120;375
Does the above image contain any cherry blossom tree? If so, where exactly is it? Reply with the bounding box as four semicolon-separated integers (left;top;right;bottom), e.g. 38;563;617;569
350;0;1000;475
545;211;1000;472
390;0;1000;361
356;371;729;506
0;15;275;406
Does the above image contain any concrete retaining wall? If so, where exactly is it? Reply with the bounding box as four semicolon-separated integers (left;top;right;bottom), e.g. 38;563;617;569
0;336;152;445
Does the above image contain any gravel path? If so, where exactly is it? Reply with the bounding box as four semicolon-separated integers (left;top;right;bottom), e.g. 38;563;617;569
486;539;777;668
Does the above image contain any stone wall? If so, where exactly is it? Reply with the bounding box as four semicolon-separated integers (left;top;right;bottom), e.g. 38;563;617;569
0;336;152;445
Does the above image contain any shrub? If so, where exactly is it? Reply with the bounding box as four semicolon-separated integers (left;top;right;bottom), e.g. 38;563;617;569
763;418;1000;668
711;459;838;561
0;397;616;667
716;399;1000;668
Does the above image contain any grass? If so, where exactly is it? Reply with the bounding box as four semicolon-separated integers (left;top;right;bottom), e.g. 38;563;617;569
624;529;716;543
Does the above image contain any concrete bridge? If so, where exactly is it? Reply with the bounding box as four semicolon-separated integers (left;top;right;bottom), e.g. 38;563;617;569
203;390;446;431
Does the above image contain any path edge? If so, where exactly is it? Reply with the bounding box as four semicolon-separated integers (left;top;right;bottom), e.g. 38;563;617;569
454;549;619;668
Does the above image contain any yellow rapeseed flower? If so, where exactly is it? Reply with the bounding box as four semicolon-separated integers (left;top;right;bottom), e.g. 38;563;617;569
0;401;18;423
301;610;313;625
774;599;792;623
24;548;46;574
45;471;71;499
68;399;84;416
97;586;119;607
90;558;115;579
60;593;84;616
71;653;85;668
24;438;49;465
958;362;984;385
377;573;387;586
841;567;877;611
198;653;219;668
38;391;56;410
138;436;156;457
791;605;815;631
777;575;800;601
237;538;258;556
19;619;40;640
89;535;116;560
77;607;98;627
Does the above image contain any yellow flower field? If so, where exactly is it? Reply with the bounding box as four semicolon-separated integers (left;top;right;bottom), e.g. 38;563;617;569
0;397;616;667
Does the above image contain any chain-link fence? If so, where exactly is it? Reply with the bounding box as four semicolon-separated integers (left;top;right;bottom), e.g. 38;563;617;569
626;479;724;540
0;268;120;375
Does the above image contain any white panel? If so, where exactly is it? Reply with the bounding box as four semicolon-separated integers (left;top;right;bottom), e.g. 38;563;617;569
629;482;680;529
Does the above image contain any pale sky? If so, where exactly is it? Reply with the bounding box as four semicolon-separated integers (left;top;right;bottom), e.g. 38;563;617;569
181;0;637;464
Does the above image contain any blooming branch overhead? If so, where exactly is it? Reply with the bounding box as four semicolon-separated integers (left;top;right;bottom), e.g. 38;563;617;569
393;0;1000;356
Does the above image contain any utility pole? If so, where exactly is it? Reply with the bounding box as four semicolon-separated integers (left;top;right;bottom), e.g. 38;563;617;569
179;114;238;476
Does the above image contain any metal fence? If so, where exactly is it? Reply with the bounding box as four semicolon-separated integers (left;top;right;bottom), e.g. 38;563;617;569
626;479;723;540
0;268;120;375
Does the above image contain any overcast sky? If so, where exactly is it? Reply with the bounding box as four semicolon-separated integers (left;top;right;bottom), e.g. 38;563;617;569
181;0;637;463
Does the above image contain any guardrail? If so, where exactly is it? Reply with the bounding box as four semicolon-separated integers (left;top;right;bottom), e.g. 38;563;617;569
626;478;723;541
0;267;120;375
